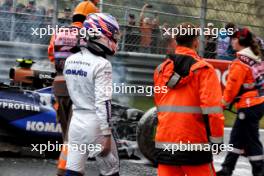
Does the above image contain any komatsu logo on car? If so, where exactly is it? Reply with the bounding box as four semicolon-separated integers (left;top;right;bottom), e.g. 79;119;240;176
0;100;40;112
26;121;62;133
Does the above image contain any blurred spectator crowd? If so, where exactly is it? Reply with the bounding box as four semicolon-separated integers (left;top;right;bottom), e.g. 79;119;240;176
124;4;177;54
204;22;264;60
123;4;264;59
0;0;72;18
0;1;263;59
0;0;73;43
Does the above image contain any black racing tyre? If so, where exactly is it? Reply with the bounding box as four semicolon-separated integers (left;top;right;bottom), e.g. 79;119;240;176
137;107;158;165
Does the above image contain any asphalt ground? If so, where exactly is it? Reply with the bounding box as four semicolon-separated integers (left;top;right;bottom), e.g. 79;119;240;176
0;128;263;176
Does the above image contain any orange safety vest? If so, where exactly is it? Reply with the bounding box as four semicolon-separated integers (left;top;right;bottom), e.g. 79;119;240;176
153;46;224;165
223;52;264;109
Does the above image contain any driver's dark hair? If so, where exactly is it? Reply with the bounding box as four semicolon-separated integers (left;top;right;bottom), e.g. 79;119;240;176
72;14;86;23
175;22;199;48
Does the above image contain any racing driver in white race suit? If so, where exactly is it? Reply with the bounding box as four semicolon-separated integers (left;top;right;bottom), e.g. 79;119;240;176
63;13;121;176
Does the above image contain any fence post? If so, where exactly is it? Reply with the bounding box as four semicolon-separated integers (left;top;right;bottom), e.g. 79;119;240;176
199;0;207;57
10;0;17;41
52;0;58;27
100;0;104;12
121;8;128;51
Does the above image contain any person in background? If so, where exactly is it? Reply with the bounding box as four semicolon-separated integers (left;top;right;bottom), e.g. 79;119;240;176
217;28;264;176
69;0;98;13
204;22;217;59
256;36;264;57
15;3;25;13
46;8;54;18
63;7;71;20
125;13;138;51
160;22;169;53
139;4;155;53
160;22;177;54
58;7;72;26
128;13;136;26
0;0;13;12
216;23;236;60
24;0;36;14
47;1;99;175
79;0;100;9
151;12;160;54
36;6;46;16
90;0;100;6
166;36;177;54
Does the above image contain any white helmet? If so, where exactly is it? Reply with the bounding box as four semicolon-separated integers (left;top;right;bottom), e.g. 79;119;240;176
83;13;120;56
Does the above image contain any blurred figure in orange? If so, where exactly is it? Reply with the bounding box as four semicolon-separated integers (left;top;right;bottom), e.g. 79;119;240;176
139;4;157;53
47;1;99;176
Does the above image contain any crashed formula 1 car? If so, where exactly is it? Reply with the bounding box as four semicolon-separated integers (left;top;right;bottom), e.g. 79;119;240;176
0;59;144;158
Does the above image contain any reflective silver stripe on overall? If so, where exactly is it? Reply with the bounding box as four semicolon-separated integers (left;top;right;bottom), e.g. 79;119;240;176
230;147;245;154
248;155;264;161
167;72;181;88
157;106;223;114
243;83;256;89
209;136;223;143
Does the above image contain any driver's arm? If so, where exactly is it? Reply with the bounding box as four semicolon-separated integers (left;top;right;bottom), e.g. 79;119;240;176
94;61;113;136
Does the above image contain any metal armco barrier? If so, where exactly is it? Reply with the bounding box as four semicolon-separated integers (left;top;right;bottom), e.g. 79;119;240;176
0;41;166;86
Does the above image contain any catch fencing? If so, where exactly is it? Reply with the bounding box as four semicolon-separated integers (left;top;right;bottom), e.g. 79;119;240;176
0;0;263;57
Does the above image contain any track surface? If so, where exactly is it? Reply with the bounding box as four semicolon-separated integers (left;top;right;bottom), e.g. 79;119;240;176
0;128;262;176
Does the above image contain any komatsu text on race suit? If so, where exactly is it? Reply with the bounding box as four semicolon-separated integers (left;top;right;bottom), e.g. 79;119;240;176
63;48;119;175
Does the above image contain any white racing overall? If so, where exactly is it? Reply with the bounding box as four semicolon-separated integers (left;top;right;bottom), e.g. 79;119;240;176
64;48;119;175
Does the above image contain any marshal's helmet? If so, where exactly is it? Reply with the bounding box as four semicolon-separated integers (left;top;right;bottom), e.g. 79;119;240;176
73;1;99;17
